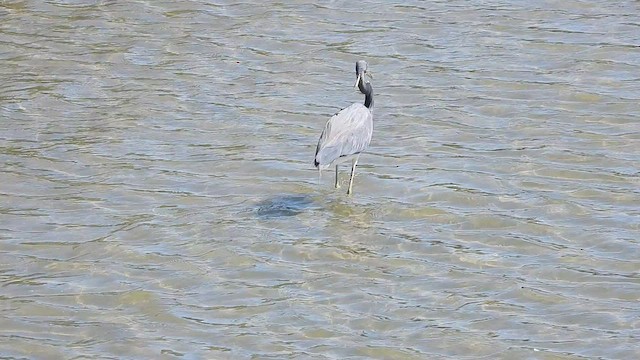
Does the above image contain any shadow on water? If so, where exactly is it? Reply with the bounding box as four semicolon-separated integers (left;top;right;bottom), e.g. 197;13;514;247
255;194;316;218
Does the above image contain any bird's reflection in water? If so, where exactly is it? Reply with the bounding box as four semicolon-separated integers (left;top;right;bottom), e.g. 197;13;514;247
255;195;315;218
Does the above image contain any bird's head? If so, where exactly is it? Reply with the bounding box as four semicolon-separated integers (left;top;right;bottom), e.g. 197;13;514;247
354;60;372;87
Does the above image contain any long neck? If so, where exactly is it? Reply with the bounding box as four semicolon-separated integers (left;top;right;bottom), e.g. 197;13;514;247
358;80;374;110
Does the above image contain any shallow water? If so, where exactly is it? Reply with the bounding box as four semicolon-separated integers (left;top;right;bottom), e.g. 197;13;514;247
1;1;639;359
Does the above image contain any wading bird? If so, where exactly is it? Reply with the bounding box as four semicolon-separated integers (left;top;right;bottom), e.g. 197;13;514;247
313;60;374;195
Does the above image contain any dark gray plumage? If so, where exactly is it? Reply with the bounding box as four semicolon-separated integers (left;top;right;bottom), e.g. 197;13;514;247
314;60;374;195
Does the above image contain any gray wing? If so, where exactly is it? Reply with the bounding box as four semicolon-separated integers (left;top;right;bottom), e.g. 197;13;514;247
314;103;373;167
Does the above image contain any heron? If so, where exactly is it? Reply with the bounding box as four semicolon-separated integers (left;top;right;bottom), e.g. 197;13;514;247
313;60;374;195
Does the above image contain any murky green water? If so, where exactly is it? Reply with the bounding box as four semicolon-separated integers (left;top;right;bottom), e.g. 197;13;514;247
1;1;639;359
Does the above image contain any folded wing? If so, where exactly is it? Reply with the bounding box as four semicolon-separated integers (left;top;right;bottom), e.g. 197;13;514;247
314;103;373;168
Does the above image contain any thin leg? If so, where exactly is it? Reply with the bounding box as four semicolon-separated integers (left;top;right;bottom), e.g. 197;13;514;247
334;165;340;188
347;158;358;195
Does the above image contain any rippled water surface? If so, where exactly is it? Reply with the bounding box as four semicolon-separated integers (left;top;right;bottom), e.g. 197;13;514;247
1;1;639;359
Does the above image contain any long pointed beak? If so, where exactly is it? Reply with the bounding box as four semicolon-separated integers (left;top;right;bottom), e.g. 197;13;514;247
354;73;361;88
